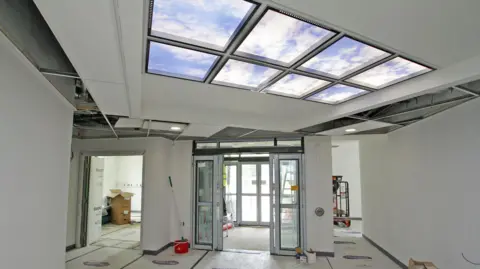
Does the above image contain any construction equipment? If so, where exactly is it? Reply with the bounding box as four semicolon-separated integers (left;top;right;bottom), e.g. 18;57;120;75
333;176;351;228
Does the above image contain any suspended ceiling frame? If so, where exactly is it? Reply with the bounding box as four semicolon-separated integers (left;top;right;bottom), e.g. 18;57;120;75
144;0;434;104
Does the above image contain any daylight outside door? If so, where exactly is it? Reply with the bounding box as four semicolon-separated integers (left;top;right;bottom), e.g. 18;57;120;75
239;163;270;226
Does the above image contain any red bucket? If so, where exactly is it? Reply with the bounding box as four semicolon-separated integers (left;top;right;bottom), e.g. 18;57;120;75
174;240;189;254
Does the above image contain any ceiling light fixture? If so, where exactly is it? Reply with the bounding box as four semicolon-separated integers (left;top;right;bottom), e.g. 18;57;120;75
170;126;182;131
345;128;357;133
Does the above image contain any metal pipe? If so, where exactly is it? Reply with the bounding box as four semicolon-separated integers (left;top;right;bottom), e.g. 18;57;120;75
39;68;80;79
101;113;119;139
371;97;473;121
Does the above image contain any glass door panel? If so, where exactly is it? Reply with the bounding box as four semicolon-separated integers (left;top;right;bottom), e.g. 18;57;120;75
225;164;237;221
261;196;270;222
241;196;257;222
241;164;257;194
195;160;213;246
271;154;303;255
261;164;270;194
280;208;299;249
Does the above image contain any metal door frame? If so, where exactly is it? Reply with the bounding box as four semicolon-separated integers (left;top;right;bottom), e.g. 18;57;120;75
191;155;223;251
269;153;305;256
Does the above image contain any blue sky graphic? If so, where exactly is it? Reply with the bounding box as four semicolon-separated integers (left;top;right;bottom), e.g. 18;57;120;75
152;0;253;50
236;10;335;65
266;74;330;97
301;37;390;78
347;57;431;88
307;84;367;104
148;42;218;81
213;59;280;89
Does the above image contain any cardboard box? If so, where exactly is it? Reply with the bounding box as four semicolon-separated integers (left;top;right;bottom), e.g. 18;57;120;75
408;259;438;269
108;189;134;225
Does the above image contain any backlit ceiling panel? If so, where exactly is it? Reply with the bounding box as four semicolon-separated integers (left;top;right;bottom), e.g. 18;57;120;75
235;10;335;66
150;0;255;51
147;0;433;104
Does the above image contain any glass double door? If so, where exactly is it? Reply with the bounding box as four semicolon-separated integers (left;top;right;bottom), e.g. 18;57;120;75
193;154;304;254
237;163;270;226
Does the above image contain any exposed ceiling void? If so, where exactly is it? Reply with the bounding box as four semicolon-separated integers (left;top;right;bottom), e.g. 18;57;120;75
295;117;364;134
350;87;476;130
145;0;433;105
457;78;480;96
0;0;77;104
209;127;303;140
73;110;195;140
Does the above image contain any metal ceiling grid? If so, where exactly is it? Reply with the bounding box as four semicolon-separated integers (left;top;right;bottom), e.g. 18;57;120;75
145;0;434;105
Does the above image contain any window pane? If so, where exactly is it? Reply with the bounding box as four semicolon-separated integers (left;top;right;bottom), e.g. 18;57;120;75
197;205;212;244
277;140;302;147
196;142;217;149
347;57;432;89
261;164;270;194
235;10;335;66
306;84;368;104
241;164;257;194
151;0;255;51
147;42;218;81
264;74;330;98
225;195;237;222
280;160;298;204
220;141;274;148
300;37;390;78
280;208;299;249
241;196;257;222
261;196;270;222
213;59;281;90
197;161;213;202
225;165;237;194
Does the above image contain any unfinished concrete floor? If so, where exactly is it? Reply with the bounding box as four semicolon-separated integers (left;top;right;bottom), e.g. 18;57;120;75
223;226;270;251
65;235;402;269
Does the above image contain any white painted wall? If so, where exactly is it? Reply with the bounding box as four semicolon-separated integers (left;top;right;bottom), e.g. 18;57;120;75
72;138;172;252
116;156;144;212
360;99;480;268
332;140;362;218
304;136;333;253
0;33;73;269
103;157;118;198
169;141;193;242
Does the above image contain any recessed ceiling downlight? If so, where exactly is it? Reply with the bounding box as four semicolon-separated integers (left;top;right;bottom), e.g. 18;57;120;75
170;126;182;131
345;128;357;133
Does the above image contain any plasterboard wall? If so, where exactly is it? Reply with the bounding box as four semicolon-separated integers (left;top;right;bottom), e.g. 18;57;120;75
360;99;480;268
115;156;144;212
71;138;172;252
169;141;193;242
332;140;362;218
0;34;73;269
103;157;118;198
304;136;334;253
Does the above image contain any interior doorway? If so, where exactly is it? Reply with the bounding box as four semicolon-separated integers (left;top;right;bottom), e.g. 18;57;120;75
223;161;271;251
191;152;305;256
79;154;144;251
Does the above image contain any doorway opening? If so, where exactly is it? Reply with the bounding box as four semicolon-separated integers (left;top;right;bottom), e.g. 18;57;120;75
223;157;271;252
192;143;305;256
80;155;144;250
